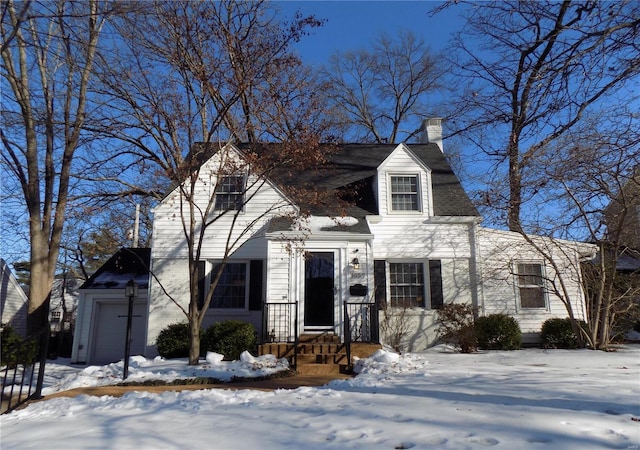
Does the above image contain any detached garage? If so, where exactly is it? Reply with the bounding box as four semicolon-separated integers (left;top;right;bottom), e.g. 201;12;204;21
71;248;150;365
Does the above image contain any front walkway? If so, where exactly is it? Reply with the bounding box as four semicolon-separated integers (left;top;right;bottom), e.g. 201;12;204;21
38;373;354;401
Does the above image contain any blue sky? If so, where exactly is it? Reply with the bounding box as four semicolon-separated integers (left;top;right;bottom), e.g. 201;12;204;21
276;1;467;65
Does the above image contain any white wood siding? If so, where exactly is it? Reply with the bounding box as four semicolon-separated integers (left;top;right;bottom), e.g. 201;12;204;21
369;220;474;259
378;257;474;352
377;144;432;217
147;146;296;354
476;227;590;339
151;146;294;260
147;258;191;351
1;260;28;337
266;240;292;304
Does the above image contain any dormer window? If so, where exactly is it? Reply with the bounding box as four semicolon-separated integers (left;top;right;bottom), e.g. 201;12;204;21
214;175;245;211
390;175;420;211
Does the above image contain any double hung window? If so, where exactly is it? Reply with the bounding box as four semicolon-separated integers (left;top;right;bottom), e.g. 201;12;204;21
376;260;443;310
390;175;420;212
210;262;247;309
389;262;425;308
516;263;546;308
214;176;245;211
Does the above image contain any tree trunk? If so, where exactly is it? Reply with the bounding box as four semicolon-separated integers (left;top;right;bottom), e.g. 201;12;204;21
507;135;522;232
188;314;201;365
27;230;55;335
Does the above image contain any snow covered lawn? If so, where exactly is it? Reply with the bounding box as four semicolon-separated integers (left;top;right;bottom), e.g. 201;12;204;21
2;345;639;449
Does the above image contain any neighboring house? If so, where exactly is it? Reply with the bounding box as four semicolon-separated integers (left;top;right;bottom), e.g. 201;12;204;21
71;248;150;365
71;121;594;363
49;275;81;334
605;167;640;251
1;258;28;337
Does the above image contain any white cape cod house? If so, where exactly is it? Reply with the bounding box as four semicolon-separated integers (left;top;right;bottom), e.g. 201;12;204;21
72;123;594;364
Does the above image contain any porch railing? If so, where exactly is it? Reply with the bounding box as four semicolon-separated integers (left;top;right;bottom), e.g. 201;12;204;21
343;301;379;371
1;328;49;415
344;301;379;343
263;301;299;369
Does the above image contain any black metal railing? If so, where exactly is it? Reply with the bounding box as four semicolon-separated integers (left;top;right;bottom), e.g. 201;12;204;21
1;328;49;415
263;301;299;369
343;301;379;371
344;301;379;342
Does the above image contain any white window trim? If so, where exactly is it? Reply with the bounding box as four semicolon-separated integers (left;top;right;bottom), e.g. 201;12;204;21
387;173;423;214
387;260;431;309
207;260;250;311
214;174;247;213
513;260;550;312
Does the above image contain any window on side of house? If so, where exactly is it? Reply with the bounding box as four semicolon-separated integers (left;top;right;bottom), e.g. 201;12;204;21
390;175;420;212
210;262;248;309
214;175;245;211
516;262;546;309
389;262;425;308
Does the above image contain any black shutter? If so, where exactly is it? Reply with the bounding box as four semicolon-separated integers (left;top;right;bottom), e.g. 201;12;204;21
197;261;207;309
374;260;387;310
429;260;443;310
248;260;264;311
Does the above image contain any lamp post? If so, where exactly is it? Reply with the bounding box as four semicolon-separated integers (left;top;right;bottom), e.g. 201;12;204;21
123;279;138;380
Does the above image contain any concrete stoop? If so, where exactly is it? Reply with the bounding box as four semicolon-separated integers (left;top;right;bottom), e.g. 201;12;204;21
259;333;381;376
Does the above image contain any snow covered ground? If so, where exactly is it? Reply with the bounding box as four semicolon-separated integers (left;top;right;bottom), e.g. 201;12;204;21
2;345;639;449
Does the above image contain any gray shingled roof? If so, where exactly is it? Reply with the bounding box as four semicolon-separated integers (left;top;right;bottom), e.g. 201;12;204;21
252;143;479;217
181;143;479;235
80;248;151;289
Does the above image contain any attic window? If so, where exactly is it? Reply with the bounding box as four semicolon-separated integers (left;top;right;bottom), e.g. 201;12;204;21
390;175;420;211
214;176;245;211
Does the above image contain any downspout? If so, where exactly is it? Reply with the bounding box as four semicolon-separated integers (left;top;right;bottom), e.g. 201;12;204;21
471;221;485;317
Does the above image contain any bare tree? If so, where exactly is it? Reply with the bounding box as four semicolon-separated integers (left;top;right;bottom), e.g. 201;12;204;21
322;30;445;143
537;111;640;348
1;0;116;334
90;0;328;364
439;0;640;232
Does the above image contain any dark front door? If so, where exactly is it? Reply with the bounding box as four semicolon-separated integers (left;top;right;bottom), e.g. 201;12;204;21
304;251;335;328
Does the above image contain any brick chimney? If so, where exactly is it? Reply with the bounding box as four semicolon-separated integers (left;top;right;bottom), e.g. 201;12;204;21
420;118;443;152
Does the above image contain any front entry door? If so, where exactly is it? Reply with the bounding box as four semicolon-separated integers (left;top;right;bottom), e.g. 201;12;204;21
304;251;335;328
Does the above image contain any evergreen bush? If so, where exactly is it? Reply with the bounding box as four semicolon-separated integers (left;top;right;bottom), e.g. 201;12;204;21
156;323;194;359
475;314;522;350
1;325;38;368
540;317;587;349
202;320;258;361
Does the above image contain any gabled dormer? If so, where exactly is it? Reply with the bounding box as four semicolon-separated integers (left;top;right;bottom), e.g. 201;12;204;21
376;143;434;217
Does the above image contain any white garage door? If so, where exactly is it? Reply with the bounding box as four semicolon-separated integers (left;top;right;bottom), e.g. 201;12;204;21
91;301;146;365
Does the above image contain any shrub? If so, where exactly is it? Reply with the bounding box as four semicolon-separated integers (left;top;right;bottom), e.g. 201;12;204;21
202;320;258;361
436;304;477;353
475;314;522;350
1;325;38;368
156;323;194;359
541;317;587;349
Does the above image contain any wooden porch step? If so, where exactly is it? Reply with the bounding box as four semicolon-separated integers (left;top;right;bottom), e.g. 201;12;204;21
298;333;340;343
295;363;350;376
296;353;348;365
258;342;346;357
259;343;296;359
259;341;382;375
